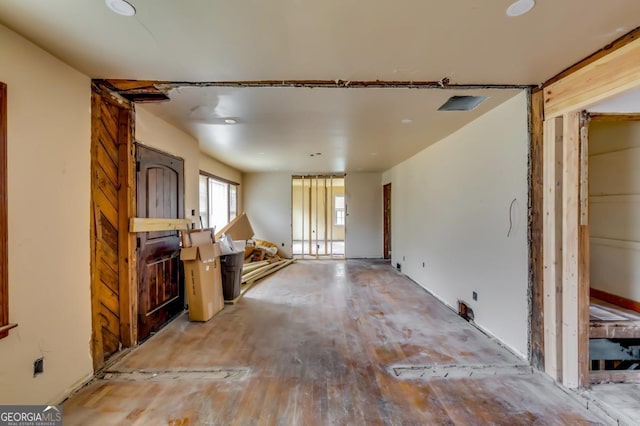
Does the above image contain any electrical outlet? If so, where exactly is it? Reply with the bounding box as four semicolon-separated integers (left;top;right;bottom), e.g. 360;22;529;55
472;291;478;301
33;357;44;377
422;262;425;268
403;256;406;261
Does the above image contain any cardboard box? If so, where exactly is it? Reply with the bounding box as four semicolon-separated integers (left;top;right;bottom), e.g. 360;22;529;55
180;241;224;321
215;213;254;241
181;228;214;248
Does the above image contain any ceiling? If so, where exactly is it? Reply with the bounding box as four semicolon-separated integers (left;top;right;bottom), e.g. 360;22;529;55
1;0;639;173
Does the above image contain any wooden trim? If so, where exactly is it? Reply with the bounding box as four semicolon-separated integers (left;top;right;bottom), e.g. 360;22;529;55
544;36;640;117
589;113;640;122
529;89;545;370
0;82;9;337
590;288;640;314
199;170;239;186
543;116;563;381
0;82;6;335
118;107;135;348
0;323;17;340
544;27;640;88
129;217;191;233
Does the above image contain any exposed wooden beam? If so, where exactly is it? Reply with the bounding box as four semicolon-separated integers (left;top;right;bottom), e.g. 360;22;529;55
543;116;563;381
544;35;640;117
544;26;640;88
561;111;581;389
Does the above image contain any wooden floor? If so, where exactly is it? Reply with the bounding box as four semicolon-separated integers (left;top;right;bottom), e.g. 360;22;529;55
63;260;608;425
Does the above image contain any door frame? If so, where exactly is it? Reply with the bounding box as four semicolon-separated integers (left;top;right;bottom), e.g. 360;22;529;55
539;28;640;388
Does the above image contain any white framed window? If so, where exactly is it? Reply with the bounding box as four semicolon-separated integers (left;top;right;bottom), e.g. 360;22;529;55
199;172;239;232
335;195;345;226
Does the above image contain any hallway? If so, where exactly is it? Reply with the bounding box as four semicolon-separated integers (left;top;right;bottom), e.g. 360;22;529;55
63;260;605;425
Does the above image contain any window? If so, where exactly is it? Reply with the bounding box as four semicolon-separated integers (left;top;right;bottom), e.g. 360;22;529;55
335;195;345;226
0;82;15;339
199;172;239;233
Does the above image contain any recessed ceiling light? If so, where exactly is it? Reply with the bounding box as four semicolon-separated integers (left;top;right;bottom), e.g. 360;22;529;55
105;0;136;16
401;118;413;124
224;119;237;124
506;0;535;17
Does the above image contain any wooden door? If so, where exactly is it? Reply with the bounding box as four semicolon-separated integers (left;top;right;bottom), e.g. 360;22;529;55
90;88;135;370
136;144;184;340
383;183;391;259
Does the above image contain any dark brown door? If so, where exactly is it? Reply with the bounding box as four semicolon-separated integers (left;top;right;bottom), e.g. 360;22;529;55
136;144;184;340
383;183;391;259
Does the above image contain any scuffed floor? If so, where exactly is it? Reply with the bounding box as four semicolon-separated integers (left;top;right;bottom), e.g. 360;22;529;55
63;260;609;425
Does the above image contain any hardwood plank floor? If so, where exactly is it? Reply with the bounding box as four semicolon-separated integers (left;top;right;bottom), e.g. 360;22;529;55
63;260;608;425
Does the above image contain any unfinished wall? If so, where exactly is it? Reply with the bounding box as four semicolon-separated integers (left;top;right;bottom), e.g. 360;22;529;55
291;180;345;242
0;24;93;403
135;107;243;228
589;120;640;302
382;92;529;357
345;173;383;258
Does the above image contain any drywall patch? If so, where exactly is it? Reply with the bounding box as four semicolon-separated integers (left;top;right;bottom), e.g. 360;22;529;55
388;364;533;380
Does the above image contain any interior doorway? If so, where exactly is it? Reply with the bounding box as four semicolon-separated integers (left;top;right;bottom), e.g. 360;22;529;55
292;175;345;259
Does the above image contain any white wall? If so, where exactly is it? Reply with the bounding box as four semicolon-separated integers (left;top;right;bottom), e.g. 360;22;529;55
0;24;93;404
136;107;243;227
243;173;293;258
382;92;529;357
244;172;384;259
589;121;640;302
346;173;383;258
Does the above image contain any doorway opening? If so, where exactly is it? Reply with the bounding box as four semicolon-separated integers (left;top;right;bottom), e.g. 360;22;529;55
292;175;345;259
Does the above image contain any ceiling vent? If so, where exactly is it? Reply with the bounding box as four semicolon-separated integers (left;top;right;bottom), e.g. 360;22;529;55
438;96;488;111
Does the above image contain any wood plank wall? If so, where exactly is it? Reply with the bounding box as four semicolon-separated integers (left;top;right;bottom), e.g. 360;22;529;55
90;86;135;370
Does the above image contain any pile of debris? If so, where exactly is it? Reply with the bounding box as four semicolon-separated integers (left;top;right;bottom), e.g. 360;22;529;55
216;213;295;289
